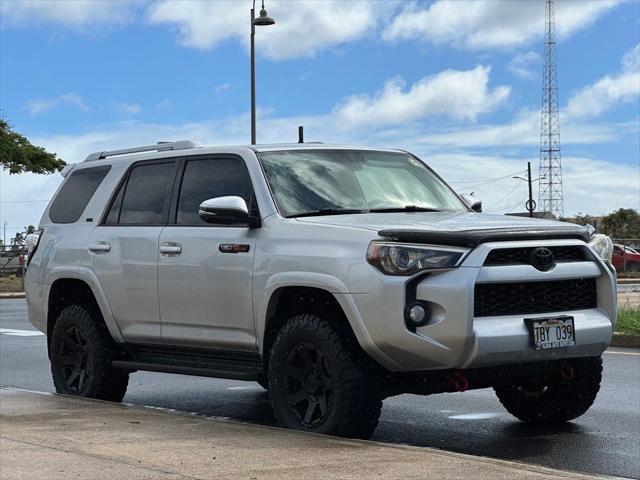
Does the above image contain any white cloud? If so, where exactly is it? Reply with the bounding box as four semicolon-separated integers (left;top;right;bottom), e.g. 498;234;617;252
25;93;90;116
0;0;137;28
154;99;173;112
566;43;640;118
383;0;619;50
333;66;510;128
146;0;380;60
507;51;540;80
215;83;231;94
115;102;142;116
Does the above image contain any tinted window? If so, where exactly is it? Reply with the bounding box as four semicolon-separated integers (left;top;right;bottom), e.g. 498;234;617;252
116;162;175;225
103;180;125;225
49;166;111;223
177;158;253;225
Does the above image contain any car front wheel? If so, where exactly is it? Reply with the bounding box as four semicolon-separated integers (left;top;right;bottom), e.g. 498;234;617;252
268;313;382;439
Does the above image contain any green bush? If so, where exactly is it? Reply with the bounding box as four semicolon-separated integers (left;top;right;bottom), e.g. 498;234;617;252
617;308;640;335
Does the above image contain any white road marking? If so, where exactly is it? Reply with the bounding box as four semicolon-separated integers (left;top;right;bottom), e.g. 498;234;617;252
0;328;44;337
226;386;262;391
604;350;640;357
448;413;500;420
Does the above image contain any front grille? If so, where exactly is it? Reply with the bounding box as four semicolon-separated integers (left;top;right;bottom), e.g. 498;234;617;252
484;246;587;267
474;278;597;317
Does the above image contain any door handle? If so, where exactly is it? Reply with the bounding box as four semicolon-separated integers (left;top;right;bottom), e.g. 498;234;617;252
89;241;111;253
159;242;182;255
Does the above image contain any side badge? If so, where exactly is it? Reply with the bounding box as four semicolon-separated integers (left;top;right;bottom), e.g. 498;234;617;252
219;244;251;254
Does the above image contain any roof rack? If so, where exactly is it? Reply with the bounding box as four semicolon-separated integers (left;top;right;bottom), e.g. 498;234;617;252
83;140;199;162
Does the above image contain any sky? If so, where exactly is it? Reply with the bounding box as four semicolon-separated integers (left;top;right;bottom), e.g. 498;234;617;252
1;0;639;241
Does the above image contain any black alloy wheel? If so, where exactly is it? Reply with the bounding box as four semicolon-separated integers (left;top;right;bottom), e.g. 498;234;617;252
58;325;91;394
283;342;333;428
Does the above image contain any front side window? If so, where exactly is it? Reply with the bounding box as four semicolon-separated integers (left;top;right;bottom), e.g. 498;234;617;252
259;150;466;217
105;161;175;225
176;157;254;225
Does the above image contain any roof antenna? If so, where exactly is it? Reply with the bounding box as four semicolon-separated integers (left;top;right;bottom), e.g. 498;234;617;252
298;125;304;143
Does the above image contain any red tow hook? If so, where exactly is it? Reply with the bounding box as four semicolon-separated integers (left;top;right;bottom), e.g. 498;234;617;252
558;362;575;381
448;370;470;392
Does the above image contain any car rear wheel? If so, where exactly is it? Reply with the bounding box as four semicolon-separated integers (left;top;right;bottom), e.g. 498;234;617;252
494;356;602;423
268;313;382;439
50;304;129;402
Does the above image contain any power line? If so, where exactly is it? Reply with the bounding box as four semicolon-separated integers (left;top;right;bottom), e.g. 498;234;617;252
484;182;523;209
0;200;49;203
484;199;527;213
448;170;526;186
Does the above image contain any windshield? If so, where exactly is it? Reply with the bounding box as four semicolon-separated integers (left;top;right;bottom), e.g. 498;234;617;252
259;150;466;217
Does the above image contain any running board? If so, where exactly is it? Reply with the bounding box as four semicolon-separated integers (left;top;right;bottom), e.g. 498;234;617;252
112;344;263;381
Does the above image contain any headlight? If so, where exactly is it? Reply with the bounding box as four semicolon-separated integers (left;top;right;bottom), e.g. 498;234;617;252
366;242;470;276
588;234;613;263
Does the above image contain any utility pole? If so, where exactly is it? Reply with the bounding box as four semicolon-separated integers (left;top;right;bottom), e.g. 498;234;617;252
3;222;6;249
526;162;534;218
538;0;564;218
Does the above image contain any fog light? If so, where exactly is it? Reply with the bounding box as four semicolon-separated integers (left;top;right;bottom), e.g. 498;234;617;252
406;303;430;328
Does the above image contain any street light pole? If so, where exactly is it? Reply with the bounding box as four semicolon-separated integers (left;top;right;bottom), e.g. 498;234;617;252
250;6;256;145
250;0;275;145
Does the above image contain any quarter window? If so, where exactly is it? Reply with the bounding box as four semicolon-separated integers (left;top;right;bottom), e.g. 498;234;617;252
176;158;254;225
49;166;111;224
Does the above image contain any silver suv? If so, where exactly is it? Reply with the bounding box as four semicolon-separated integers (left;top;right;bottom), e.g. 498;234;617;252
25;141;616;438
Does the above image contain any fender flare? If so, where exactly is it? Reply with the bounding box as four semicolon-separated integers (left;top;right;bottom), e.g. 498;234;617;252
45;267;125;344
255;272;400;370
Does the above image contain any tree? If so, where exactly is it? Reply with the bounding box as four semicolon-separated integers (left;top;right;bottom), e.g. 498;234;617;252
572;213;596;226
8;226;36;250
0;117;66;174
601;208;640;239
10;232;24;248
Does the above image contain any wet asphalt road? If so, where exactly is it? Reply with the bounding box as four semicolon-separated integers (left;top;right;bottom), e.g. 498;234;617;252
1;298;638;479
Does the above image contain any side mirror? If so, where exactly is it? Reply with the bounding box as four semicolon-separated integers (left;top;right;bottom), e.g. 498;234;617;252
198;196;260;227
461;193;482;213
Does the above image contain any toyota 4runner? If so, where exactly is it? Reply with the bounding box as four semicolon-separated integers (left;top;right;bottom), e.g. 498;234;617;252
24;141;616;438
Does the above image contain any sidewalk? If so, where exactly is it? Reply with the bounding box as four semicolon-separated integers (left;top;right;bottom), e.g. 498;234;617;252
0;387;617;480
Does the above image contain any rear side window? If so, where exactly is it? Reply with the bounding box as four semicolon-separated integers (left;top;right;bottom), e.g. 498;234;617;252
49;166;111;223
176;157;254;225
104;161;175;225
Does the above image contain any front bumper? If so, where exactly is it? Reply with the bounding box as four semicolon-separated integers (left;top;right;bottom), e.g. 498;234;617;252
351;239;616;372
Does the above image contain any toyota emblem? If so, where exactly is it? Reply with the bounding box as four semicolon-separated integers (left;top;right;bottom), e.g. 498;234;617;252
529;247;555;271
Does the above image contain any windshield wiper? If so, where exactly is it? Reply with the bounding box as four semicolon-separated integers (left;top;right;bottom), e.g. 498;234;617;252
369;205;444;213
287;208;369;218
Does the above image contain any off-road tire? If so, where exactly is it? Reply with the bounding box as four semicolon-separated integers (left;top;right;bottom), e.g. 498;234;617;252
268;313;382;439
50;304;129;402
494;356;602;423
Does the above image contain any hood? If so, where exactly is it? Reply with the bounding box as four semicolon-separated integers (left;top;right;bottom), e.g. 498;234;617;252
295;211;589;246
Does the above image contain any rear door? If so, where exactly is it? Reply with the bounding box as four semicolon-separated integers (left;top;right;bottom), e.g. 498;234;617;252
88;159;178;344
158;155;259;351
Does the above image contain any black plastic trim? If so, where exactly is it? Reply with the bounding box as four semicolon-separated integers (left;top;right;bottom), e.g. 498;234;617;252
378;227;589;247
114;343;263;381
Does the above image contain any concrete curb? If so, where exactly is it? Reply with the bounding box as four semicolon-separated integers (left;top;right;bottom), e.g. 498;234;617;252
611;332;640;348
0;292;25;299
0;387;622;480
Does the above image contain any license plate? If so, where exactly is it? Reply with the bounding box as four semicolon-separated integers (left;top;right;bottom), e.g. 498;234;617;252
524;315;576;350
